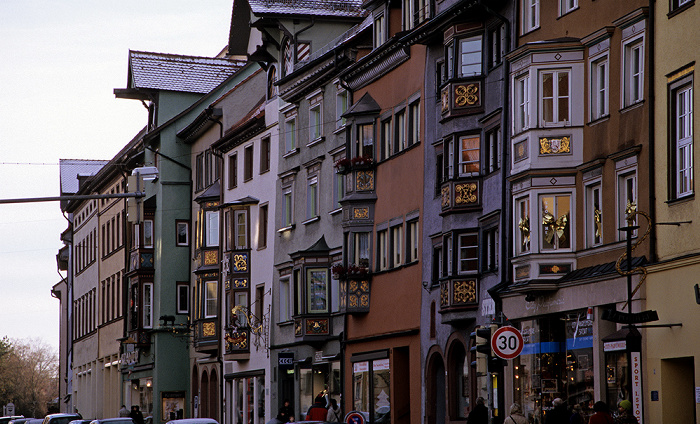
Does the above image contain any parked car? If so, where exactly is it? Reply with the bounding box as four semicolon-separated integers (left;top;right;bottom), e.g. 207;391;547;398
42;413;82;424
0;417;24;424
24;420;43;424
89;419;134;424
165;419;218;424
9;418;34;424
68;420;92;424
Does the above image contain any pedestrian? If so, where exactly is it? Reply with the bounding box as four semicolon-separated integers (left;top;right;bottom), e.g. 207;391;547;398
614;400;638;424
326;398;342;423
545;398;570;424
569;404;585;424
503;403;528;424
305;394;328;421
277;399;293;423
130;405;145;424
119;405;130;417
467;397;488;424
589;401;614;424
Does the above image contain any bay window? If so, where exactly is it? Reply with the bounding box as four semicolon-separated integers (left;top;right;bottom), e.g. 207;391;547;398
516;197;530;254
205;280;218;318
540;194;571;250
458;233;478;273
540;70;570;126
458;135;480;176
306;268;329;313
514;75;530;133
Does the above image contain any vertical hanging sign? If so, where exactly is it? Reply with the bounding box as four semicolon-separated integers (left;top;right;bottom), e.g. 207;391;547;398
631;352;643;424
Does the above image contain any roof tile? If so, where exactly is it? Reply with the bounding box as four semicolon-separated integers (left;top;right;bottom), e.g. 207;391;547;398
248;0;365;18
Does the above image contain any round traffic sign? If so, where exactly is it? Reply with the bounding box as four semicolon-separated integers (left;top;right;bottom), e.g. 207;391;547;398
491;326;524;359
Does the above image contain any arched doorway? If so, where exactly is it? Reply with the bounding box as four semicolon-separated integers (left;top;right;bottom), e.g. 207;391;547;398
192;366;199;418
447;339;469;421
426;350;446;424
209;369;219;422
201;370;210;418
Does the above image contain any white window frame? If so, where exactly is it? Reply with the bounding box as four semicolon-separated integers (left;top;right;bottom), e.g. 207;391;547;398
486;127;501;174
279;278;291;322
234;210;248;249
585;181;603;247
333;161;344;211
143;283;153;328
143;219;154;248
540;193;572;251
522;0;540;34
623;37;644;107
309;102;322;142
540;69;570;126
458;135;480;176
408;100;420;146
675;84;694;198
380;117;393;160
377;230;388;271
205;210;220;247
283;187;294;228
353;232;370;268
336;86;348;128
514;74;530;133
390;225;403;268
458;233;478;274
307;175;319;220
306;268;329;314
617;169;638;239
285;116;297;153
559;0;578;16
374;12;386;48
407;220;419;263
204;280;218;318
458;36;483;78
590;55;609;121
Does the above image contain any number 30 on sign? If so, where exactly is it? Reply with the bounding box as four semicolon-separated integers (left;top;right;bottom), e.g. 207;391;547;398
491;326;524;360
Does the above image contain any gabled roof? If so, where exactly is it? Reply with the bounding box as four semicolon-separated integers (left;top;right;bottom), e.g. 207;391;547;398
248;0;365;18
343;92;380;117
125;50;246;94
58;159;109;211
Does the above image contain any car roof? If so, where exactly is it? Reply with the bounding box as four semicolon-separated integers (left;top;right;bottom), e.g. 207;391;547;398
165;420;219;424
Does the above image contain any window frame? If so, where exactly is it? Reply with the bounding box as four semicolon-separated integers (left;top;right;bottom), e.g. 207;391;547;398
485;127;501;174
260;136;271;174
244;143;254;181
457;232;478;274
585;181;603;247
514;74;530;134
458;135;480;177
390;225;403;268
617;169;638;240
457;35;483;78
408;100;420;147
336;86;349;129
228;152;238;189
377;230;388;271
590;54;609;121
515;196;531;255
258;204;268;249
539;69;571;126
407;220;419;263
143;219;154;249
176;220;189;247
177;282;189;314
559;0;578;16
539;193;572;251
306;175;319;220
204;280;218;318
306;268;329;314
205;210;220;248
234;209;248;250
622;36;645;107
143;282;153;329
482;227;498;273
279;277;292;322
309;101;323;143
522;0;540;34
285;116;297;153
672;79;694;199
282;186;294;228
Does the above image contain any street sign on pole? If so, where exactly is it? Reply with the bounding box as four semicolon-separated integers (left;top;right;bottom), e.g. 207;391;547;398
491;326;524;360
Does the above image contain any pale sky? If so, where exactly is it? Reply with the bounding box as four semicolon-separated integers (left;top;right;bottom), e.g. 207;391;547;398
0;1;233;350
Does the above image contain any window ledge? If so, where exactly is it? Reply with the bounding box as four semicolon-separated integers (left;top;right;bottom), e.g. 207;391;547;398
587;115;610;127
668;1;694;18
333;124;348;135
665;193;695;205
619;99;645;114
302;216;320;225
307;136;325;147
277;224;295;233
277;320;294;327
283;148;300;158
329;208;342;216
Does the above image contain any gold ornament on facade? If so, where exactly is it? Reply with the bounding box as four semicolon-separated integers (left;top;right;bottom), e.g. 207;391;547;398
440;282;448;307
453;280;476;304
542;211;568;245
455;183;477;205
356;170;374;191
539;137;570;155
353;208;369;219
225;332;248;349
360;294;369;307
204;250;218;265
441;186;451;208
202;322;216;337
594;208;602;238
625;200;637;224
233;279;248;288
232;254;248;271
454;84;479;107
441;87;450;113
615;209;651;310
518;216;530;248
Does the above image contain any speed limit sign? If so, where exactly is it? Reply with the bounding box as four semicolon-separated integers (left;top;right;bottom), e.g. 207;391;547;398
491;326;524;359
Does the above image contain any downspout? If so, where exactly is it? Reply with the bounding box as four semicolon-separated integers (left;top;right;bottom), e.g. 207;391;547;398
647;0;656;262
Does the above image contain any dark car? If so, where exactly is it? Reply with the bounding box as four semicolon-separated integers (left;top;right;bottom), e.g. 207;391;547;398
9;418;34;424
0;417;24;424
42;413;82;424
89;418;135;424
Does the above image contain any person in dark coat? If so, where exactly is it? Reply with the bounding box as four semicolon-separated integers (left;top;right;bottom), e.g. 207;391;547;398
305;394;328;421
545;398;570;424
467;397;488;424
129;405;145;424
277;399;294;423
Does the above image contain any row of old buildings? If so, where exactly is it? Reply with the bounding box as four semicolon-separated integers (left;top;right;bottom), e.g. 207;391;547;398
52;0;700;423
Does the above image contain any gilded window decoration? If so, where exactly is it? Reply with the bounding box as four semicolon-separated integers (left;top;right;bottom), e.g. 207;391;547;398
225;331;248;350
440;281;449;307
454;83;480;107
202;322;216;337
453;280;477;304
514;140;528;162
356;170;374;191
353;208;369;219
455;183;478;205
441;186;451;208
233;279;248;288
306;318;329;335
594;208;602;239
542;209;568;245
232;253;248;272
625;200;637;224
204;250;218;266
539;137;570;155
519;216;530;249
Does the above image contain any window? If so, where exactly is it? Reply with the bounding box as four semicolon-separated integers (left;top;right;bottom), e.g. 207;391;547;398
279;278;291;322
540;194;571;250
485;127;501;174
435;152;444;196
233;291;248;326
196;153;204;191
458;136;480;176
522;0;540;33
333;168;344;211
377;230;388;271
205;280;218;318
407;220;419;263
623;38;644;106
258;204;268;249
268;65;278;99
445;139;455;180
285;117;297;153
560;0;577;15
516;197;531;254
674;83;694;198
374;13;386;48
357;124;374;159
309;103;322;142
283;187;294;228
143;283;153;328
672;0;692;11
244;144;254;181
586;183;603;246
390;225;403;268
458;36;482;77
206;210;220;247
432;244;443;284
408;101;420;147
514;75;530;133
590;56;609;120
177;283;189;314
540;70;570;126
436;60;446;93
395;111;406;153
228;153;238;189
235;210;248;249
488;25;502;68
307;176;319;220
445;234;453;275
144;219;154;248
380;118;392;161
353;358;391;424
618;171;637;237
176;221;189;246
260;137;270;174
337;88;349;128
352;232;370;268
458;233;478;273
307;268;329;313
483;227;498;272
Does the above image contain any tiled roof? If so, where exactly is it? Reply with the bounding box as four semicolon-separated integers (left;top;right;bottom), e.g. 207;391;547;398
59;159;109;195
128;50;246;94
248;0;365;18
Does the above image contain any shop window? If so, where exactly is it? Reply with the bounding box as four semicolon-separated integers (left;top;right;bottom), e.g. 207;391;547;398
352;358;391;423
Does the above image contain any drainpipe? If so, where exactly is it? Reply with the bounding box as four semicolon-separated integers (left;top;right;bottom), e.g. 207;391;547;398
647;0;656;262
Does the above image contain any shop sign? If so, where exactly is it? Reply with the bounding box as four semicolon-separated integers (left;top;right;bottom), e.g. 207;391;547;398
603;340;626;352
279;352;294;371
121;348;139;366
631;352;643;424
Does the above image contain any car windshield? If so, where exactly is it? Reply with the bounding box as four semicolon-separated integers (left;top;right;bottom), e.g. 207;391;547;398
53;417;80;424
